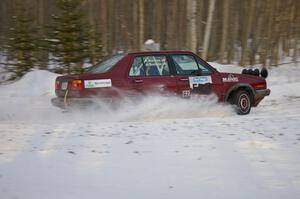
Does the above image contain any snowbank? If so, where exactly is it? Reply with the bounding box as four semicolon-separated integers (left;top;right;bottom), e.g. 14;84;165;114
0;70;59;121
1;70;58;97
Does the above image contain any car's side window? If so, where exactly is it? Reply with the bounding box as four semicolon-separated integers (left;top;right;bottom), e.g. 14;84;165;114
171;55;212;75
171;54;200;75
143;56;170;76
129;57;145;76
129;55;170;77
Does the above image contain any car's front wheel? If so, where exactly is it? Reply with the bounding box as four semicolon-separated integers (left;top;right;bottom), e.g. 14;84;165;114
231;90;252;115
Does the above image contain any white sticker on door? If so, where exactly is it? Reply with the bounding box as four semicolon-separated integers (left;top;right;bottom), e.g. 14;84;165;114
189;76;212;89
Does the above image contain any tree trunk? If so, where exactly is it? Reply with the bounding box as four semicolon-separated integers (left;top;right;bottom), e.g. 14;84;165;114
196;0;203;55
240;0;256;66
178;0;187;50
138;0;144;50
219;0;229;63
166;0;177;50
187;0;197;52
202;0;215;60
227;2;238;64
154;0;162;44
293;0;300;62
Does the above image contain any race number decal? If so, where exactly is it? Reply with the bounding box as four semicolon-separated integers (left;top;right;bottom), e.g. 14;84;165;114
182;90;191;98
84;79;112;88
189;76;212;89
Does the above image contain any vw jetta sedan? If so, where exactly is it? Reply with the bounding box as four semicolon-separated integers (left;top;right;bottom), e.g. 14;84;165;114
52;51;270;115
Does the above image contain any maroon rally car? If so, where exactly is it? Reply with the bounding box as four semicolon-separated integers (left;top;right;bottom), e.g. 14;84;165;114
52;51;270;114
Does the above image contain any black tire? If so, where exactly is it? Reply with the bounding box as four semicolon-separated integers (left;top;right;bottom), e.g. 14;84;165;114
231;90;252;115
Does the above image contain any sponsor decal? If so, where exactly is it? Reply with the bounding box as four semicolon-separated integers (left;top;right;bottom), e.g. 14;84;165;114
189;76;212;89
222;74;239;82
84;79;112;88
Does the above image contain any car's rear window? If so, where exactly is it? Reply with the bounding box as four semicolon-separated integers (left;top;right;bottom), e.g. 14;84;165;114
87;54;125;73
129;55;170;76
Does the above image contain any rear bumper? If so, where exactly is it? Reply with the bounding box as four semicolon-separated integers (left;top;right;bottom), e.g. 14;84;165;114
255;89;271;98
51;97;96;109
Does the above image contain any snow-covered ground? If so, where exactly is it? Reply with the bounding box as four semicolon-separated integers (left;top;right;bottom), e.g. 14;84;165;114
0;63;300;199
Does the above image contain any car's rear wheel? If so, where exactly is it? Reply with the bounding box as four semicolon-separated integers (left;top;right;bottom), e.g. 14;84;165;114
230;90;252;115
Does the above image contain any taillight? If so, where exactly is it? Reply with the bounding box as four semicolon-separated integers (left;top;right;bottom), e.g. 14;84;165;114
55;81;60;90
71;80;84;91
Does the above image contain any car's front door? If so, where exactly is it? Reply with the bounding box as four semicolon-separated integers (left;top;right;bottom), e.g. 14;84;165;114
127;55;177;96
170;54;218;98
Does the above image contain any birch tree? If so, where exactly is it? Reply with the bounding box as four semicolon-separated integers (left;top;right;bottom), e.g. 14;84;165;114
202;0;215;60
219;0;229;63
138;0;144;50
187;0;197;52
240;0;256;66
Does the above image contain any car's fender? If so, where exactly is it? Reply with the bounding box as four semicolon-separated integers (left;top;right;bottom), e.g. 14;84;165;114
225;83;255;104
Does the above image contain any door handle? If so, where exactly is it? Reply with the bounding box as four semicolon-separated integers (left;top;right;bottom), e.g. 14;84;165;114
179;78;189;81
134;79;143;83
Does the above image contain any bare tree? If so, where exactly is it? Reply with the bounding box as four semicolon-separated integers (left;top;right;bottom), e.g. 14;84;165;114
202;0;215;60
187;0;197;52
240;0;256;66
138;0;144;50
0;0;300;71
219;0;229;63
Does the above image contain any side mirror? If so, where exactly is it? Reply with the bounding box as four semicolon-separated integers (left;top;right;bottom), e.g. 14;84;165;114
191;68;202;75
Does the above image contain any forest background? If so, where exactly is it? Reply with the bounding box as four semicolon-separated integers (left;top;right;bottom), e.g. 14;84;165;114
0;0;299;79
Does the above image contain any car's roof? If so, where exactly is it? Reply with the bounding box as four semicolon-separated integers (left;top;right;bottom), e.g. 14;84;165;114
127;50;194;56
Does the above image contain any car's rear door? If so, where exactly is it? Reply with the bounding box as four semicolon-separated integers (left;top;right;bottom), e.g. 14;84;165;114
169;54;221;97
127;54;177;96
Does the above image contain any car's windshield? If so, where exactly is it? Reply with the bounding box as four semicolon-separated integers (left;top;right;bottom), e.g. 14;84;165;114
87;54;125;73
